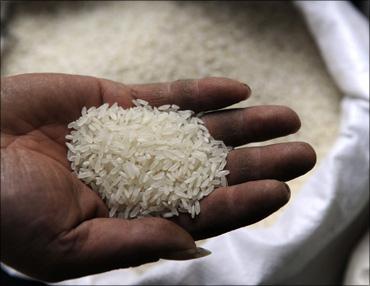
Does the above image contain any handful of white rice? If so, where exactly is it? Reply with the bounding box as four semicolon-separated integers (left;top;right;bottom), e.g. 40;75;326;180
66;100;230;219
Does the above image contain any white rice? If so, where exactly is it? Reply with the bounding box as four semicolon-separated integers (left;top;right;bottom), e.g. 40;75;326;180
66;100;230;219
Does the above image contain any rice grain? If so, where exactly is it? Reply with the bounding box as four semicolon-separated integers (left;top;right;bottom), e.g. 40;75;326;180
66;100;230;219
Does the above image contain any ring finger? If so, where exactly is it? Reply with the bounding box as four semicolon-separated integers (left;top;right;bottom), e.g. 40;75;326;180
225;142;317;185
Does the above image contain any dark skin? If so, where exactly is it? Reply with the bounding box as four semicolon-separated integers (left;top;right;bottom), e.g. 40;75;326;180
0;73;316;282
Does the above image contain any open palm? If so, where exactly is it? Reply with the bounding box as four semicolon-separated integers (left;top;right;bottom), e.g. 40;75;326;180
1;73;316;282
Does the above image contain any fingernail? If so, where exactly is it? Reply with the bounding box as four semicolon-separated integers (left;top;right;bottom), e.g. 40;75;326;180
242;83;252;97
161;247;211;261
283;182;291;201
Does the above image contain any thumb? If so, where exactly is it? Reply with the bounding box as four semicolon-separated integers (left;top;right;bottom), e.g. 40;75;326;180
47;217;209;282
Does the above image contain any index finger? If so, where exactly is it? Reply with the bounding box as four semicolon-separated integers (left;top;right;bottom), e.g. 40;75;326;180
105;77;251;112
1;74;250;134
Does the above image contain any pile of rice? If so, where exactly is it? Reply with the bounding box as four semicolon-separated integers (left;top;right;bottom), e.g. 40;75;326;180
66;100;230;219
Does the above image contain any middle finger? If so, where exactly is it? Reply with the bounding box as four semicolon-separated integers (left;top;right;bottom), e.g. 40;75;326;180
202;106;301;147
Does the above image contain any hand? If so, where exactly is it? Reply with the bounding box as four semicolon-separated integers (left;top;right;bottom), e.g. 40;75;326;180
1;73;316;282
